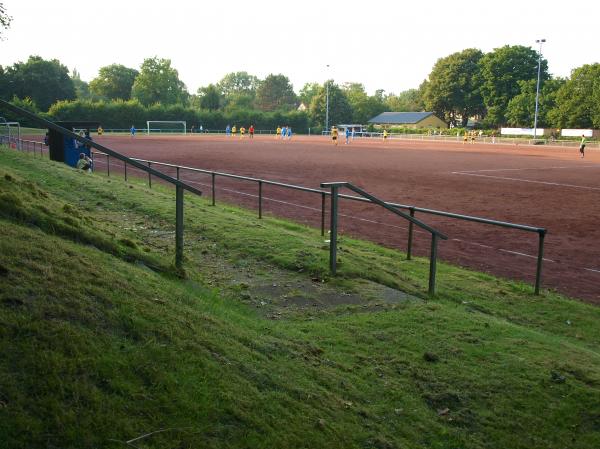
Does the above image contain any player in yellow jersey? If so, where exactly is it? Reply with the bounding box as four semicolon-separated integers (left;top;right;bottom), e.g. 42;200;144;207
232;125;237;136
331;126;339;145
240;126;245;138
383;129;389;141
276;126;282;139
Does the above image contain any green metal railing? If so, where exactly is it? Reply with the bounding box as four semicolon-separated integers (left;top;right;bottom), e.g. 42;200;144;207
321;182;448;295
97;155;546;294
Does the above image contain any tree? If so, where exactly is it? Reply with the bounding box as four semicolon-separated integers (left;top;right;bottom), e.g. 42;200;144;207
385;89;423;112
0;2;11;39
478;45;547;126
299;83;320;109
309;81;352;129
217;71;259;97
343;83;386;123
421;49;484;126
255;74;297;111
548;64;600;129
89;64;138;101
506;78;564;127
71;68;91;100
2;55;75;111
131;57;188;106
217;71;259;110
196;84;221;111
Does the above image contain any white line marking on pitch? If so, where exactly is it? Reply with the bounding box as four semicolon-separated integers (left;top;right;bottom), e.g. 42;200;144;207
453;164;600;174
452;172;600;191
498;249;555;262
584;268;600;274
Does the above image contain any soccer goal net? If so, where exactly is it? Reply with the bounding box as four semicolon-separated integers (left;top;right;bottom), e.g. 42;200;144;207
0;117;21;148
146;121;187;135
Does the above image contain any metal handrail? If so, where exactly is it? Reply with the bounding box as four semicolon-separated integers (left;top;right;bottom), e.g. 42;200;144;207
321;182;447;296
89;151;548;294
0;100;202;268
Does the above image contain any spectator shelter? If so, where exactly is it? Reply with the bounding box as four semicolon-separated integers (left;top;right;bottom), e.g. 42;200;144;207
48;121;100;167
368;112;447;130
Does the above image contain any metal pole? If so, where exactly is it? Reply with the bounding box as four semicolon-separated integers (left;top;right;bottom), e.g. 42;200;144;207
407;208;415;260
533;39;545;140
325;78;330;132
107;154;110;176
329;186;339;274
324;64;330;132
124;161;127;181
258;181;263;219
211;172;216;206
321;192;326;236
148;162;152;187
535;230;546;295
428;234;439;296
176;166;180;180
175;185;184;269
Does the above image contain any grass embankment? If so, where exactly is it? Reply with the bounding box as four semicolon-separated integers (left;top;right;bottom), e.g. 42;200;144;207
0;148;599;449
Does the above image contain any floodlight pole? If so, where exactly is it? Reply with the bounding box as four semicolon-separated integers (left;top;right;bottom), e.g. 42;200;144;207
533;38;546;140
325;64;330;132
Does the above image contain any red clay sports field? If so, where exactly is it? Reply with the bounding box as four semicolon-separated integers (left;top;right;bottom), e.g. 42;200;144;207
74;134;600;304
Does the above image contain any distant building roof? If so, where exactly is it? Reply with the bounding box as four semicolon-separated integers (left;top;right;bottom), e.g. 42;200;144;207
368;112;435;124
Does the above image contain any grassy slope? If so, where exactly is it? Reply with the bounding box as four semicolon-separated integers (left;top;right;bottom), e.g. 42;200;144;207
0;149;599;449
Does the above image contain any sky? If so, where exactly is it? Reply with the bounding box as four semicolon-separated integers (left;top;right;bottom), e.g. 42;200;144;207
1;0;599;96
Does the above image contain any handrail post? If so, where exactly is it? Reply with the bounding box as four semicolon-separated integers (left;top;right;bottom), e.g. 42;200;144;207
107;154;110;176
535;230;546;295
175;185;184;269
329;186;339;274
428;234;439;296
124;161;127;181
258;180;263;219
321;192;326;236
211;172;216;206
148;162;152;187
407;207;415;260
176;166;180;180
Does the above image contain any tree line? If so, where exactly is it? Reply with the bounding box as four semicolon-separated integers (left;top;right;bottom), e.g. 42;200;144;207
1;50;598;130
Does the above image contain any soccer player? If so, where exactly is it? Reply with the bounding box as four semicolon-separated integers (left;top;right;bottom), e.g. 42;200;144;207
580;134;586;158
130;125;136;138
276;126;282;138
281;126;287;139
331;126;339;145
286;126;292;140
345;127;351;144
383;129;388;142
240;126;245;138
226;125;231;136
232;125;237;136
249;124;255;138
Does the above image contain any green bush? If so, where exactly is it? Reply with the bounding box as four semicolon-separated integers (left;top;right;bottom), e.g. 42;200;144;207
47;100;310;133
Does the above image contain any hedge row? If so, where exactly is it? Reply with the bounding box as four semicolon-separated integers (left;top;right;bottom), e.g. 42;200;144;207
45;100;311;132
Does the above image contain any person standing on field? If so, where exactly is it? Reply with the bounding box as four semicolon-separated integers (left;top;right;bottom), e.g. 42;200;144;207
130;125;136;138
331;126;339;146
579;134;586;158
249;125;254;139
276;126;282;139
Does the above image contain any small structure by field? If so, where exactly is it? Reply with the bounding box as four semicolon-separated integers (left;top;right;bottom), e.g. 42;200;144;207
368;112;447;129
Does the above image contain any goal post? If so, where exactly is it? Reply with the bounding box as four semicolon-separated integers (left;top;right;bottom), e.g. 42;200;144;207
146;121;187;135
0;117;21;149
